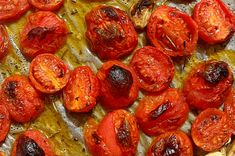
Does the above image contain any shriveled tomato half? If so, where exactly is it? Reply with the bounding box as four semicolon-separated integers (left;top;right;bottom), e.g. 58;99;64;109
84;109;139;156
191;108;231;152
130;46;174;93
0;75;44;123
135;88;189;136
0;0;30;23
193;0;235;44
63;66;99;112
20;11;68;59
29;0;64;11
224;89;235;134
146;131;193;156
97;61;139;110
0;25;9;60
11;130;53;156
29;53;70;94
86;5;138;60
183;60;234;110
0;105;10;143
147;5;198;57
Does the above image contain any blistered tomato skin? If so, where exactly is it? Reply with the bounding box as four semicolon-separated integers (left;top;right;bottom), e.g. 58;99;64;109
183;60;234;110
147;5;198;57
191;108;231;152
85;5;138;60
63;66;100;113
130;46;174;93
0;75;44;123
146;131;193;156
224;89;235;134
97;61;139;110
29;0;64;11
29;53;70;94
0;105;10;143
135;88;189;136
0;25;9;60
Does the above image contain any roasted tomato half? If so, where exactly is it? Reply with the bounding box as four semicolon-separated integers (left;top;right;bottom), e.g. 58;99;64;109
191;108;231;152
130;46;174;93
29;0;64;11
11;130;53;156
135;88;189;136
224;89;235;134
0;105;10;143
84;109;140;156
29;53;70;94
0;25;9;60
146;131;193;156
85;5;138;60
183;60;234;110
97;61;139;110
63;66;99;112
193;0;235;44
0;75;44;123
147;5;198;57
20;11;68;59
0;0;30;23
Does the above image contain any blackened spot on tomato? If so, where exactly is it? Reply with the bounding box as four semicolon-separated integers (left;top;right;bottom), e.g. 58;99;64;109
210;114;220;121
131;0;154;16
28;27;56;40
16;135;45;156
116;120;131;147
150;101;171;120
102;7;118;20
4;81;17;99
95;25;125;41
58;69;64;78
92;132;101;145
107;65;133;96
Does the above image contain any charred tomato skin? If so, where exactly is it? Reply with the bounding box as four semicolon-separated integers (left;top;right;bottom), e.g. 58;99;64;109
130;46;174;93
183;60;234;110
0;105;10;143
191;108;231;152
97;61;139;110
135;88;189;136
85;5;138;60
0;75;44;123
63;66;100;112
224;89;235;134
146;131;193;156
20;11;68;59
28;0;64;11
0;25;9;60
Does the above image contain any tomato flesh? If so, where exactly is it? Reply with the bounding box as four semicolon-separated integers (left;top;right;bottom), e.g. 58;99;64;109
0;105;10;143
0;25;9;60
29;0;64;11
224;89;235;134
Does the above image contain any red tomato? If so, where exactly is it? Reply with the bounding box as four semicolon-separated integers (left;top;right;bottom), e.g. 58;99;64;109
183;60;234;110
63;66;99;112
29;53;70;94
147;5;198;57
20;11;68;59
135;88;189;136
11;130;53;156
193;0;235;44
29;0;64;11
85;5;138;60
0;25;9;60
84;109;139;156
0;105;10;143
146;131;193;156
130;46;174;93
0;0;30;23
191;108;231;152
224;89;235;134
97;61;139;110
0;75;44;123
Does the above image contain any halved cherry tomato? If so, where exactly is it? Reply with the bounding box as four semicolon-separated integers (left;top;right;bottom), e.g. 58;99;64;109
191;108;231;152
183;60;234;110
63;66;99;112
97;61;139;110
0;75;44;123
147;5;198;57
0;105;10;143
29;0;64;11
146;131;193;156
193;0;235;44
224;89;235;134
20;11;68;59
11;130;53;156
0;25;9;60
84;109;139;156
135;88;189;136
85;5;138;60
0;0;30;23
130;46;174;93
29;53;70;94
